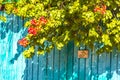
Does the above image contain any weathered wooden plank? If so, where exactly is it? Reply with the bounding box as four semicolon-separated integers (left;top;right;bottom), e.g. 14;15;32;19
67;41;74;80
117;52;120;75
98;53;104;74
38;54;46;80
47;49;54;80
32;54;39;80
5;14;15;80
91;50;98;80
23;59;28;80
12;15;20;80
79;58;86;80
18;17;27;80
85;48;92;80
105;53;112;80
17;17;28;80
36;56;40;80
73;46;79;80
97;53;106;80
111;51;118;73
59;45;67;80
53;46;59;80
89;50;93;80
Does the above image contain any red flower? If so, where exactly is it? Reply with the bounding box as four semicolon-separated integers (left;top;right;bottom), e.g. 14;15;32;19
18;38;29;47
31;19;39;26
101;10;106;14
39;16;47;25
94;7;101;12
102;5;106;10
28;27;37;35
94;5;106;14
101;5;106;14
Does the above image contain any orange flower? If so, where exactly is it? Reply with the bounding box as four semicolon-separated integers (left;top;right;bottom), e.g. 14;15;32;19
18;38;29;47
94;5;107;14
39;16;47;25
101;5;106;14
94;7;101;12
101;9;106;14
31;19;39;26
28;27;37;35
102;5;106;10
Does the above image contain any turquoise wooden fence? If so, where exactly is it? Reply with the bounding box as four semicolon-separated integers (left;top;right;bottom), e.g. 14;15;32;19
0;12;120;80
23;42;120;80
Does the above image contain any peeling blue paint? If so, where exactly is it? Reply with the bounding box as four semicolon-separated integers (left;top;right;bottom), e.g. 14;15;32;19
0;15;26;80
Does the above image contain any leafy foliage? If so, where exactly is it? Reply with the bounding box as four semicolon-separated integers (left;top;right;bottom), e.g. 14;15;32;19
0;0;120;58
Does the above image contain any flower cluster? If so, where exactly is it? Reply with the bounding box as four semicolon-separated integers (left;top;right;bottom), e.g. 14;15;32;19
18;38;29;47
39;16;47;25
18;16;47;47
31;17;47;26
94;5;106;14
28;27;37;36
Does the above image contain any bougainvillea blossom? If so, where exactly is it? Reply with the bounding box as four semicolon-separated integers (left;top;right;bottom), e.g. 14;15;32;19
39;16;47;25
18;38;29;47
101;5;106;14
28;27;37;35
31;19;39;26
94;5;106;14
94;7;101;12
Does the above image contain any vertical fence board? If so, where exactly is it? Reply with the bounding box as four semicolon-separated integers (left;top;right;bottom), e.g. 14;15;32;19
32;55;38;80
60;45;67;80
91;52;98;80
79;58;86;80
90;50;93;80
47;49;54;80
73;46;79;80
85;49;91;80
36;56;39;80
27;59;33;80
25;59;28;80
105;53;112;80
38;54;46;80
111;51;117;79
117;53;120;75
53;47;59;80
67;41;74;80
44;53;48;80
12;15;19;80
98;53;106;80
